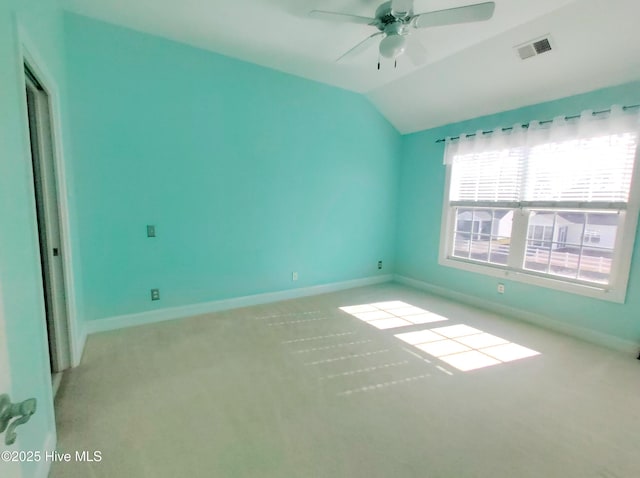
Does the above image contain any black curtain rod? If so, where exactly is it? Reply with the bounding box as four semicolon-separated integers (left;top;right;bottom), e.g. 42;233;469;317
434;104;640;144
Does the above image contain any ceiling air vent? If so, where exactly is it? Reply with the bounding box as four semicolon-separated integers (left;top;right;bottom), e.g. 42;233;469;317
515;36;553;60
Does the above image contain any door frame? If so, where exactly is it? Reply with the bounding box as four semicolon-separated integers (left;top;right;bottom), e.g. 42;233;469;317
18;26;84;369
25;65;73;377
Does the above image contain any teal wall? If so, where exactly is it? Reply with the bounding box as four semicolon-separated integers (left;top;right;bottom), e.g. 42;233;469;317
63;13;401;322
396;81;640;343
0;1;78;475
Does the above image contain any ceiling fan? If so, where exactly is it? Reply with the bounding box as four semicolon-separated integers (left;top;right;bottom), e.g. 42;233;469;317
309;0;496;66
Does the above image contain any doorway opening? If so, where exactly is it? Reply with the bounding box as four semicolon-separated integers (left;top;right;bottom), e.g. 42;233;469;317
24;64;71;394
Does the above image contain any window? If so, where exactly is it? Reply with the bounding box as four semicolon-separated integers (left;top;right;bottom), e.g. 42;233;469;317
452;208;512;265
522;211;616;284
439;107;640;302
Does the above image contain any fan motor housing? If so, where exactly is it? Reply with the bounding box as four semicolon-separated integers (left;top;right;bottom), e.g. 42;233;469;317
375;1;413;26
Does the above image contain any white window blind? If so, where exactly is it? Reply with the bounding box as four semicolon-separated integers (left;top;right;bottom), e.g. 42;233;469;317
524;134;636;203
447;106;639;208
449;148;524;203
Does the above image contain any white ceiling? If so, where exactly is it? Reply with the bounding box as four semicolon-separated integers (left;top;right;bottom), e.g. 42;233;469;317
61;0;640;134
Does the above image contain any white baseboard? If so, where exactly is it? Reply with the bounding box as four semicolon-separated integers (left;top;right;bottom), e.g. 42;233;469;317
85;275;393;335
34;431;56;478
394;274;638;356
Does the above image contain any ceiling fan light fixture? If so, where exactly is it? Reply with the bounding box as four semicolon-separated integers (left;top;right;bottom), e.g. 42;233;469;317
309;1;496;65
379;34;406;59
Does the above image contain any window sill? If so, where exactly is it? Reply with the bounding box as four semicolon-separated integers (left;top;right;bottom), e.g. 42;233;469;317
439;255;625;304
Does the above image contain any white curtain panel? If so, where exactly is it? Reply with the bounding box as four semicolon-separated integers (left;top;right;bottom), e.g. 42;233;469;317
443;105;640;165
444;105;640;205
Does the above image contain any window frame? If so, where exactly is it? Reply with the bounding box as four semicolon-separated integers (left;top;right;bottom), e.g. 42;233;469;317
438;144;640;304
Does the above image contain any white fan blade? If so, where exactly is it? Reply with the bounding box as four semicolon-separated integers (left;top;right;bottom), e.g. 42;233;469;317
413;2;495;29
391;0;413;18
309;10;376;25
336;32;384;62
404;35;427;66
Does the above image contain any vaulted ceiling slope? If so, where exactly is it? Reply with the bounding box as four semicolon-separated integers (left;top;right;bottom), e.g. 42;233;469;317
61;0;640;134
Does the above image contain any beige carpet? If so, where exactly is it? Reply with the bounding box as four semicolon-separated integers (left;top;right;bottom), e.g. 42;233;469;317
51;283;640;477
